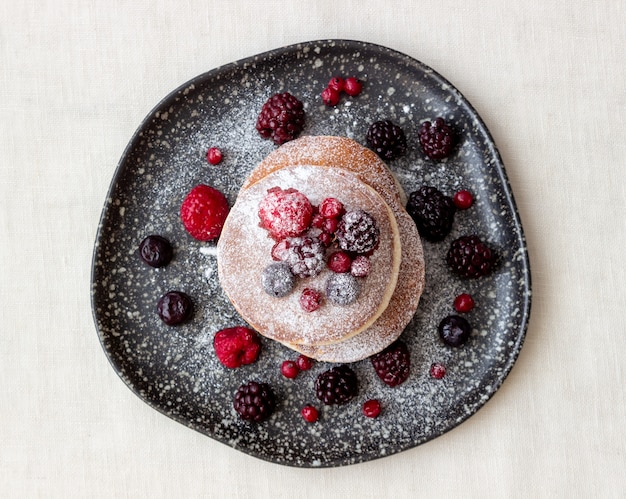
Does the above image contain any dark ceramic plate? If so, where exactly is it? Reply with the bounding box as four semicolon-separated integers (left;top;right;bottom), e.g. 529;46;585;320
91;40;531;467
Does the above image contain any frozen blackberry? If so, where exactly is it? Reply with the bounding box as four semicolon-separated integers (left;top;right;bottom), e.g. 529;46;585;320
261;263;295;298
233;381;276;422
438;315;472;347
406;186;456;242
326;273;360;306
282;236;326;278
366;120;407;160
315;365;358;405
447;235;496;278
418;117;455;160
138;235;173;268
336;210;380;254
370;340;410;387
256;92;305;145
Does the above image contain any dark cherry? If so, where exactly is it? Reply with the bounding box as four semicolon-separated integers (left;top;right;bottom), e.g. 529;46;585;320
138;235;173;268
438;315;472;347
157;291;193;325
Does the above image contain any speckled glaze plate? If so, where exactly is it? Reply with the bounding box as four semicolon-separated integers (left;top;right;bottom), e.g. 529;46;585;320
91;40;531;467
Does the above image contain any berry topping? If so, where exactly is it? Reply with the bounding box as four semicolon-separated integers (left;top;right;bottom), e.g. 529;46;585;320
256;92;305;145
282;236;326;278
233;381;275;422
261;263;295;298
319;197;344;219
213;326;262;368
138;235;173;268
371;340;411;387
327;251;352;273
438;315;472;347
418;117;455;160
447;235;496;278
336;209;380;254
271;239;291;261
453;293;475;313
318;231;333;246
362;399;381;418
206;147;223;165
406;186;456;242
350;255;371;277
311;213;325;229
281;360;299;379
326;273;360;306
299;288;323;312
156;291;193;326
430;362;447;379
453;189;474;209
366;120;407;160
180;184;230;241
296;354;314;371
343;77;363;97
301;404;319;423
258;187;313;240
321;87;340;106
315;365;358;405
327;77;345;92
322;217;339;234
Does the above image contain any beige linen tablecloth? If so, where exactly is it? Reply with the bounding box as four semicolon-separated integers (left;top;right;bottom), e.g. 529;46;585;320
1;1;625;497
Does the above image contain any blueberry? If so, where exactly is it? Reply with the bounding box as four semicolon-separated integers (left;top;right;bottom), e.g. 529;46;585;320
157;291;193;325
138;235;173;268
261;263;295;298
326;273;360;306
438;315;472;347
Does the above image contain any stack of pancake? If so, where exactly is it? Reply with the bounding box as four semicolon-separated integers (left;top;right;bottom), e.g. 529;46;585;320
217;136;425;363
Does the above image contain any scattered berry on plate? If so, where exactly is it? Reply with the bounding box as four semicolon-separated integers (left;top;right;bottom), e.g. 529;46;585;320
299;288;323;312
362;399;382;418
370;340;411;387
327;77;345;92
328;251;352;273
258;187;313;240
406;186;456;242
430;362;447;379
438;315;472;347
261;262;295;298
447;235;496;278
301;404;319;423
326;273;360;306
233;381;275;422
180;184;229;241
336;209;380;254
213;326;261;368
156;291;193;326
315;365;358;405
296;354;314;371
256;92;305;145
321;87;340;106
343;77;363;97
366;119;407;160
418;117;455;160
453;293;475;313
281;360;299;379
138;235;173;268
282;236;326;278
453;189;474;210
206;146;223;165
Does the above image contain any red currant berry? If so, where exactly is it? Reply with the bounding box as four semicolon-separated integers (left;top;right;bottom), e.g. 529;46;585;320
453;190;473;209
296;354;314;371
311;213;325;229
327;77;345;92
430;362;446;379
453;293;475;313
350;255;371;277
318;232;333;246
362;399;381;418
322;217;338;234
319;197;344;218
328;251;352;273
301;404;319;423
321;87;340;106
300;288;323;312
343;77;363;96
281;360;299;379
206;147;223;165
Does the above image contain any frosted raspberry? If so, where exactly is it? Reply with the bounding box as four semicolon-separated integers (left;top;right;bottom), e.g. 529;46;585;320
258;187;313;240
282;236;326;278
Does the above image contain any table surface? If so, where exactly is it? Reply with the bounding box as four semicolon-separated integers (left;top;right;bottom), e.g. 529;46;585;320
1;1;625;497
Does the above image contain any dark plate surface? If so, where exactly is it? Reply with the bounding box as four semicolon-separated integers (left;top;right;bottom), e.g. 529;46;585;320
91;40;531;467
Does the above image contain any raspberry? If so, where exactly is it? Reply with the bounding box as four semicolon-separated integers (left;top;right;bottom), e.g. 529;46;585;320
362;399;381;418
206;147;223;165
447;235;496;278
430;362;446;379
326;273;360;306
296;354;314;371
438;315;472;347
319;197;344;219
261;263;295;298
406;186;456;242
343;77;363;97
453;189;474;209
138;235;173;268
301;404;319;423
321;87;340;106
315;365;358;405
233;381;275;422
366;120;407;160
453;293;475;313
157;291;193;326
256;92;305;145
282;236;326;278
213;326;261;368
328;251;352;273
271;239;291;261
418;117;455;160
370;340;410;387
258;187;313;240
281;360;299;379
350;255;371;277
336;210;380;254
180;184;229;241
299;288;323;312
327;77;345;92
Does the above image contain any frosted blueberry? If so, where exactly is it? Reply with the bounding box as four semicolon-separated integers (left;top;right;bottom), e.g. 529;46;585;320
261;263;295;298
326;273;360;306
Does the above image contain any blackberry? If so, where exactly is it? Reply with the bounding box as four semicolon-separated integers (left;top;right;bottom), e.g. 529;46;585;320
315;365;358;405
326;273;360;306
336;210;380;254
233;381;275;422
138;235;173;268
256;92;305;145
370;340;410;387
156;291;193;326
366;120;407;160
447;235;496;278
418;117;455;160
406;186;456;242
282;236;326;278
261;263;295;298
438;315;472;347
